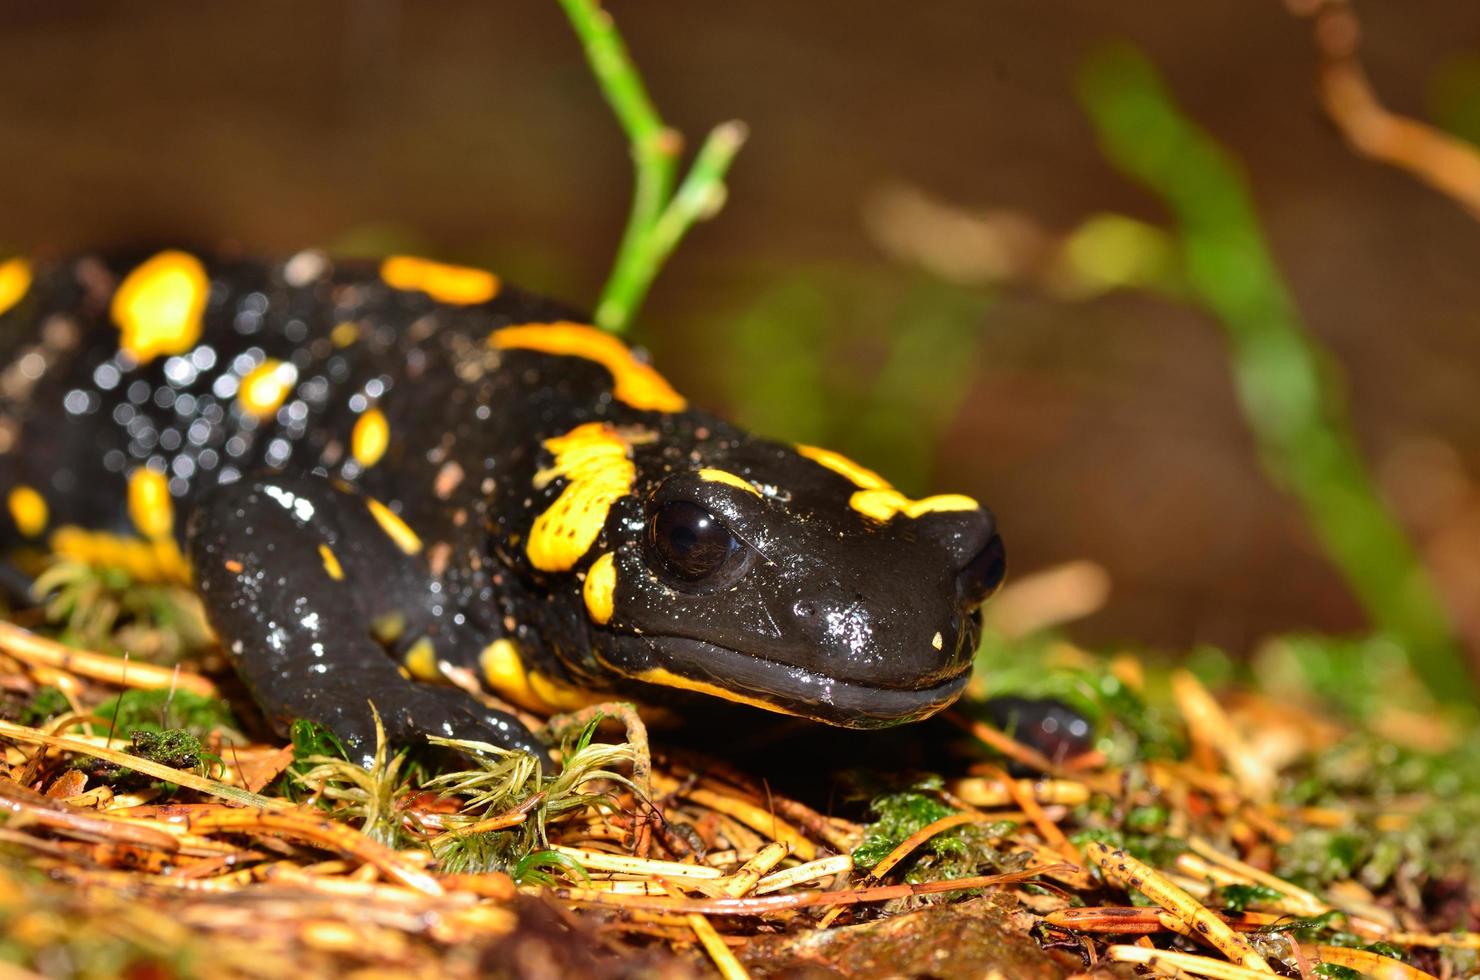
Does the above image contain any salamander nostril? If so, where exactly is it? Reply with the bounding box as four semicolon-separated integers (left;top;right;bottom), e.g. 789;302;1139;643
957;533;1006;609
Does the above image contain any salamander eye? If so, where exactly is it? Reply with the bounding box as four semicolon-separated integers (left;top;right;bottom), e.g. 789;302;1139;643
647;500;743;585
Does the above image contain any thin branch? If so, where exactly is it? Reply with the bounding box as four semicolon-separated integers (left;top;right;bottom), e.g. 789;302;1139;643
556;0;746;333
1292;0;1480;220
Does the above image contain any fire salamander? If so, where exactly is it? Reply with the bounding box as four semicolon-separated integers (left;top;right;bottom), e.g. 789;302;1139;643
0;249;1005;766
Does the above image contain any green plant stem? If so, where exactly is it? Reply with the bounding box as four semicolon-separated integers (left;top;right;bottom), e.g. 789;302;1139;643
1077;44;1472;703
556;0;745;333
597;121;748;329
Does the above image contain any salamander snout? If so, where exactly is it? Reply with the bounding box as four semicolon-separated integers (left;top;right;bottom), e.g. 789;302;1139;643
958;532;1007;610
916;504;1006;611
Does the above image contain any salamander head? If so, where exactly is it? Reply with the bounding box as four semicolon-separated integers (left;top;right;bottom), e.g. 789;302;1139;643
525;419;1004;728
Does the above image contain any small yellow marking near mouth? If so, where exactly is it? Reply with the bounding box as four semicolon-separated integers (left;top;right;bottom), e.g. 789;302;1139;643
318;543;344;581
0;258;32;317
698;468;761;497
127;468;174;540
352;407;390;468
380;255;500;305
583;552;617;624
366;498;422;555
490;322;686;412
931;631;943;651
7;485;47;538
237;359;298;419
112;250;209;363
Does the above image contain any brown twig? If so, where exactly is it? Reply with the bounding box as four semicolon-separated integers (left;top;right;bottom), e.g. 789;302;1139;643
1291;0;1480;220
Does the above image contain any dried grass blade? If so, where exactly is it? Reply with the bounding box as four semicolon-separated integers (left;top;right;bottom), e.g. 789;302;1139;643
0;621;217;695
0;720;279;809
1086;841;1273;973
688;912;751;980
1106;945;1282;980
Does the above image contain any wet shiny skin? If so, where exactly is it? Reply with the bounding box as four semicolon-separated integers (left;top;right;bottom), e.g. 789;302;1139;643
0;251;1004;765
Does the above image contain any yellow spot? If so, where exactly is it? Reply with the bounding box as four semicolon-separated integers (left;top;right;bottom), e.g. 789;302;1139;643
848;489;980;522
698;468;761;497
491;322;686;413
526;423;636;572
370;611;406;645
479;638;607;714
932;631;944;651
366;498;422;554
330;321;359;347
0;258;32;317
380;255;500;305
403;637;440;682
318;543;344;580
797;444;980;523
111;251;209;363
7;485;47;537
50;526;191;584
352;408;390;468
127;468;174;540
583;552;617;624
633;667;802;718
796;445;889;490
237;359;299;419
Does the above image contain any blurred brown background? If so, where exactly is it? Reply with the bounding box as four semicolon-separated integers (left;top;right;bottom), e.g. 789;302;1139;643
1;1;1478;656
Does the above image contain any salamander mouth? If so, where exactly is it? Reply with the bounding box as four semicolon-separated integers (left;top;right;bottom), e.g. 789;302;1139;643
621;635;972;728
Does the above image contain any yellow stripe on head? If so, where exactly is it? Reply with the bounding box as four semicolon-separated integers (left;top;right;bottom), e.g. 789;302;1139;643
366;497;422;554
237;359;298;419
381;255;500;305
127;468;174;540
583;551;617;624
526;423;636;573
796;445;889;490
698;468;761;497
849;490;980;522
7;485;47;537
0;258;32;317
797;444;980;523
352;407;390;468
112;251;209;363
490;322;686;413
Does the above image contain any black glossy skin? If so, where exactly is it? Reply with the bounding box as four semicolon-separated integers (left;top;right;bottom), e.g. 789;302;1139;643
0;251;1004;766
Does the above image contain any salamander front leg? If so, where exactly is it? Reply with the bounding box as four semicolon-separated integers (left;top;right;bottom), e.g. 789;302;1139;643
187;475;546;768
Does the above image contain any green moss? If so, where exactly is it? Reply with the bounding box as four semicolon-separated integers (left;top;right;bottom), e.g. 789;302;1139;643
1216;883;1285;913
129;729;203;771
93;688;238;739
853;790;1015;886
18;686;69;726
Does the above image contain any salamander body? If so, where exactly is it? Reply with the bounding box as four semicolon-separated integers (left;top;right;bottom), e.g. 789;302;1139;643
0;249;1005;765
